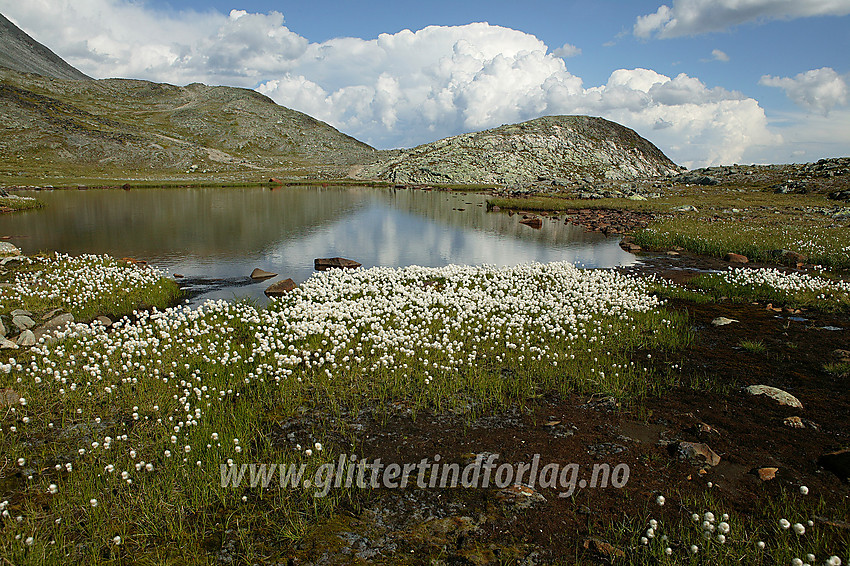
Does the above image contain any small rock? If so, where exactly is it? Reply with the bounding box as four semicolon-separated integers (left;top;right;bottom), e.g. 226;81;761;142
755;467;779;481
41;308;65;320
744;385;803;408
250;268;277;280
711;317;738;326
314;257;361;271
519;217;542;229
0;336;18;349
674;205;698;212
771;249;807;266
0;317;5;337
0;388;21;407
666;251;680;256
723;252;749;263
627;194;647;201
95;316;113;327
582;538;626;560
495;484;546;508
674;441;721;467
265;278;297;297
12;314;35;330
818;449;850;480
16;330;36;346
784;416;805;429
10;309;32;317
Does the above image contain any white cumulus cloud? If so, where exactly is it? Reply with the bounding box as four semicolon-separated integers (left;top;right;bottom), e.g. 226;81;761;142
552;42;582;58
760;67;849;115
634;0;850;38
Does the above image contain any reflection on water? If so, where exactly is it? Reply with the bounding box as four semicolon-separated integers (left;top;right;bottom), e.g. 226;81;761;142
0;186;636;303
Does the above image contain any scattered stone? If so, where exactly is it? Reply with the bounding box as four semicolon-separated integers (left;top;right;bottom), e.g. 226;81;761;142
723;252;749;263
519;216;542;229
0;336;18;349
41;308;65;320
0;242;21;256
674;205;698;212
771;249;807;266
12;314;36;330
495;484;546;508
314;257;361;271
16;329;35;346
711;317;738;326
265;278;297;297
673;441;721;467
627;194;647;201
744;385;803;408
755;467;779;481
250;268;277;280
784;416;805;429
818;449;850;480
10;309;32;317
587;443;627;458
95;316;113;327
581;395;620;411
0;388;21;407
33;313;75;342
666;251;680;256
0;317;5;337
582;538;626;560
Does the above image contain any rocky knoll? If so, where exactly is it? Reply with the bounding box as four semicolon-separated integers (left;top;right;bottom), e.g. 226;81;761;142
356;116;681;186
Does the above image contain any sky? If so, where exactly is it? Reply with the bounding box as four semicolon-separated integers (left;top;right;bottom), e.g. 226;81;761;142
1;0;849;168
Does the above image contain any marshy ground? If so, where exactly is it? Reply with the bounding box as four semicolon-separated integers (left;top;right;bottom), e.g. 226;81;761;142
0;168;849;565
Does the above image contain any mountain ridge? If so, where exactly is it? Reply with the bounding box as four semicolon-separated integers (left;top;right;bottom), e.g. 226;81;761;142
0;12;680;184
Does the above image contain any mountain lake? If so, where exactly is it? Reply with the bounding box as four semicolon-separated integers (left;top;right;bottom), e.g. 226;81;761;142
0;186;637;304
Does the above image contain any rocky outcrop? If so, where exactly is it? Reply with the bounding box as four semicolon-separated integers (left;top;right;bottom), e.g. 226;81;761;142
356;116;680;186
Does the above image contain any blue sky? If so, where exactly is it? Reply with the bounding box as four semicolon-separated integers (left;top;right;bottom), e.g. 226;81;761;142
2;0;849;167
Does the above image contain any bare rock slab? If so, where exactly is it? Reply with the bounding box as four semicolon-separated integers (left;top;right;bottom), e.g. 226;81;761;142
745;385;803;408
314;257;361;271
250;268;277;280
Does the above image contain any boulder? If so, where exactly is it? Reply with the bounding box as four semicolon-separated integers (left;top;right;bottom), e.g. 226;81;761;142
770;249;807;266
755;467;779;481
265;278;297;297
673;441;721;467
744;385;803;408
250;268;278;280
0;242;21;256
16;329;35;347
723;252;748;263
12;314;35;330
314;258;361;271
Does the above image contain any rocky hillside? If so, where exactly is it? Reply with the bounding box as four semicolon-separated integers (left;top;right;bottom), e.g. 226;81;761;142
0;13;90;81
0;68;376;180
356;116;681;186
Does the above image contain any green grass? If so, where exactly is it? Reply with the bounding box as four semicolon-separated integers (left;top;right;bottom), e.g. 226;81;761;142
824;362;850;377
595;487;850;565
635;216;850;269
686;272;850;313
739;339;768;354
0;195;43;213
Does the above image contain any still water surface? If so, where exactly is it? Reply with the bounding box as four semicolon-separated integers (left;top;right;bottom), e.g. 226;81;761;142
0;186;636;303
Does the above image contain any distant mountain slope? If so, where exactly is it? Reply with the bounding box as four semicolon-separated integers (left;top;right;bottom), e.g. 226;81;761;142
0;13;91;81
356;116;681;186
0;68;376;179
